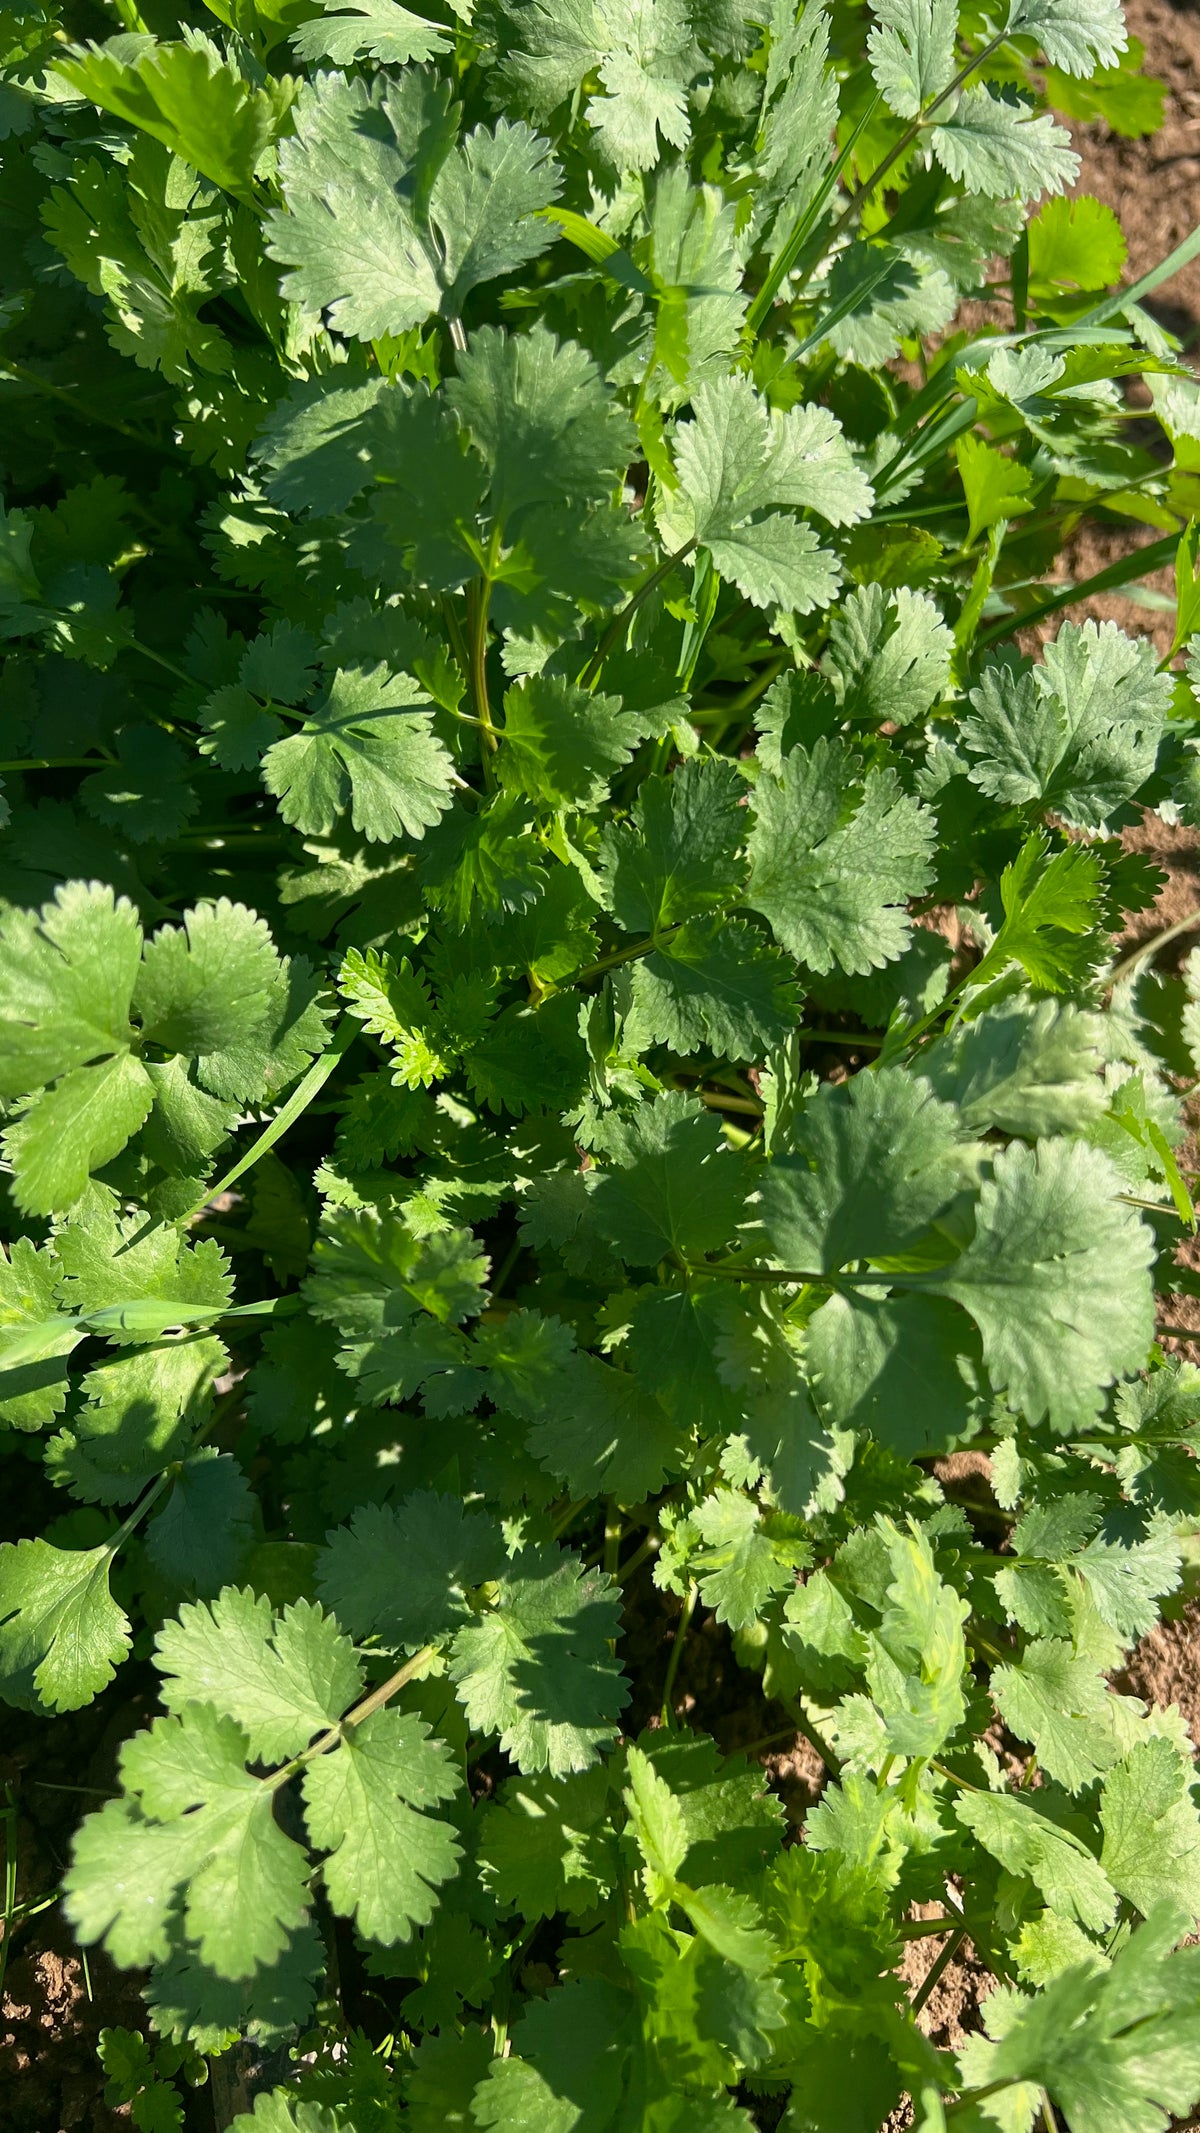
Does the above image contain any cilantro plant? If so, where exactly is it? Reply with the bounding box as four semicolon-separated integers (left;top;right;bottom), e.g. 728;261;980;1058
5;0;1200;2127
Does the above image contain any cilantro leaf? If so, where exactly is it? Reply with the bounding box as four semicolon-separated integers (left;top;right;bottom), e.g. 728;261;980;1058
585;1093;749;1267
317;1494;505;1653
919;1139;1156;1431
498;677;639;810
152;1591;363;1764
747;738;935;975
301;1708;460;1942
261;666;455;845
268;72;561;341
596;758;747;935
477;1764;621;1920
659;376;867;611
68;1702;311;1978
448;1545;628;1775
761;1069;972;1273
957;1789;1117;1931
0;1535;130;1714
625;917;801;1061
963;622;1172;830
0;1238;80;1431
1100;1738;1200;1923
0;882;151;1214
824;583;953;727
930;87;1078;200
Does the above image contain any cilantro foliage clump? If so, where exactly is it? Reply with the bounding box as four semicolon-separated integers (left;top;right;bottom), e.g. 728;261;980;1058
4;0;1200;2125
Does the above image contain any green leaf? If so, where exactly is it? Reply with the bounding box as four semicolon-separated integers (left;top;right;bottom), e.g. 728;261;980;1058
524;1352;687;1501
317;1493;505;1653
1100;1738;1200;1923
991;1638;1129;1790
145;1919;324;2053
477;1764;620;1920
262;665;455;844
0;1238;81;1431
54;1205;231;1333
824;582;953;727
495;0;705;171
747;737;935;975
69;1702;311;1978
497;677;639;810
956;1789;1116;1931
1005;0;1128;76
761;1068;973;1274
596;758;748;935
55;36;290;202
1027;193;1127;293
956;434;1035;544
922;997;1108;1138
448;1544;628;1775
955;1905;1200;2133
585;1092;749;1267
267;73;560;341
624;917;801;1061
145;1452;256;1600
917;1139;1156;1431
152;1591;363;1763
291;0;450;65
930;87;1078;201
135;899;284;1062
0;1536;129;1713
625;1740;690;1888
663;1489;808;1632
805;1288;983;1456
868;0;958;120
301;1708;460;1942
660;375;867;610
962;623;1172;830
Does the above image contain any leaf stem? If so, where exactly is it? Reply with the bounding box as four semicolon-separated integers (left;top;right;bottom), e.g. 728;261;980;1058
580;541;697;689
176;1015;358;1229
466;577;498;775
269;1644;440;1789
910;1923;969;2016
1106;905;1200;988
824;36;1007;255
661;1581;698;1725
0;756;117;771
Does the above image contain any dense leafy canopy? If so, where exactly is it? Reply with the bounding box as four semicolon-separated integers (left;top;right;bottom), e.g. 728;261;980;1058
3;0;1200;2127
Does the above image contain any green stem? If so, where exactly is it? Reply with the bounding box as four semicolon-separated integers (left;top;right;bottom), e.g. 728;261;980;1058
569;925;683;987
618;1532;660;1583
1106;906;1200;988
580;541;697;689
911;1923;969;2017
176;1015;358;1229
0;756;116;771
466;577;498;776
661;1582;698;1726
269;1644;439;1790
0;355;166;450
783;1698;843;1776
823;35;1007;255
603;1504;622;1579
801;1027;884;1048
744;96;882;337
